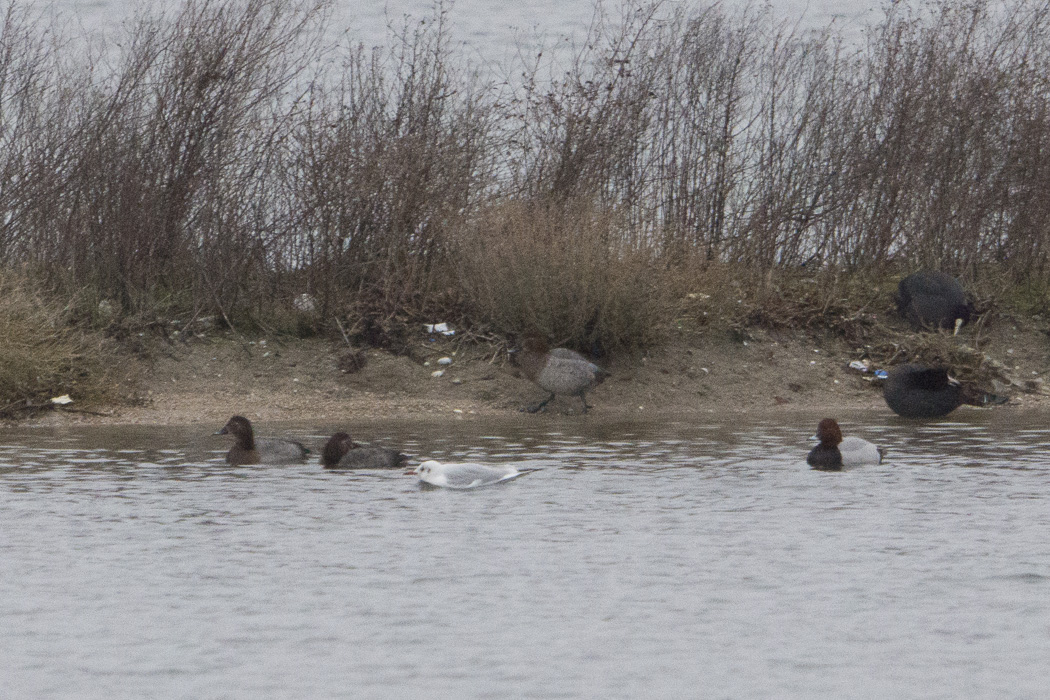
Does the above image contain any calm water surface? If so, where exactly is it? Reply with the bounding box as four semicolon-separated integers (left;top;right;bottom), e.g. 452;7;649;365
12;3;1043;695
47;0;877;59
2;412;1049;699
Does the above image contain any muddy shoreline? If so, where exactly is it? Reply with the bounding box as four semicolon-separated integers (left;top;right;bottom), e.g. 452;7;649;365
20;315;1050;429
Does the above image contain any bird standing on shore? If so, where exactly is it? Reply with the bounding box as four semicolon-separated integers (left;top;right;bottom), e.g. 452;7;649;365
512;336;609;414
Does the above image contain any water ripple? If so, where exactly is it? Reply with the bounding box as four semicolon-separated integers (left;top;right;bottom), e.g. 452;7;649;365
2;412;1050;698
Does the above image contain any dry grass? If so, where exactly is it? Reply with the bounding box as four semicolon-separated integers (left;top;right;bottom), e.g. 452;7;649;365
0;273;128;417
671;264;1019;390
455;199;686;353
1;0;1050;358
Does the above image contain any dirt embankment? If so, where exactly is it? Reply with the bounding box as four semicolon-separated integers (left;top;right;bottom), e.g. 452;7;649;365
24;312;1050;428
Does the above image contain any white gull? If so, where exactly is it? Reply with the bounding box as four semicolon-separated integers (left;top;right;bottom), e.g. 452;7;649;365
413;460;537;489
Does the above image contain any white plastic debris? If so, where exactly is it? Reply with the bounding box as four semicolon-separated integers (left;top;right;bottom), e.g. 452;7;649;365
292;293;317;313
848;360;871;372
424;322;455;336
51;395;73;405
437;357;452;365
431;370;445;378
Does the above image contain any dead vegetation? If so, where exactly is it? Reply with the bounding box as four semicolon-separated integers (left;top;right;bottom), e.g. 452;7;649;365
1;0;1050;390
0;272;130;418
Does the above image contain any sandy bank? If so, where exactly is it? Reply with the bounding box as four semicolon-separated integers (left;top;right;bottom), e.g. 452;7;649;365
22;315;1050;428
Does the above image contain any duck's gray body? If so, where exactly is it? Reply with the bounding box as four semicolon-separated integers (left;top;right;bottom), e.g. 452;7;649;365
321;432;408;469
334;446;406;469
807;418;884;471
217;415;309;465
515;337;609;413
249;437;311;464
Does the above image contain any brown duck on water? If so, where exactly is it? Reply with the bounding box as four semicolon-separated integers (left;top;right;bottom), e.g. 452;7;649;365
320;432;408;469
215;415;310;465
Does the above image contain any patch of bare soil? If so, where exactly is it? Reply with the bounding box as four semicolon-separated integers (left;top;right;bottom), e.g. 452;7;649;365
26;310;1050;428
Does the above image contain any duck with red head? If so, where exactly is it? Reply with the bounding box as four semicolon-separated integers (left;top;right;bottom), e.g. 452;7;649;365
321;432;408;469
807;418;884;471
511;335;609;414
215;415;309;466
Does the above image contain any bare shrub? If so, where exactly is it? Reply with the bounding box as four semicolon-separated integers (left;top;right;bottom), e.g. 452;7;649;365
455;199;684;353
500;2;668;207
0;3;82;266
21;0;328;322
825;0;1050;275
287;8;496;340
2;0;1050;355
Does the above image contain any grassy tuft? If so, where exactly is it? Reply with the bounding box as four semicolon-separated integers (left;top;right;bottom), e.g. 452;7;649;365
454;199;685;354
0;273;129;417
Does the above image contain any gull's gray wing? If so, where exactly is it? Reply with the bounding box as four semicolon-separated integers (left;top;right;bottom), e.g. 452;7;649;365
441;463;517;488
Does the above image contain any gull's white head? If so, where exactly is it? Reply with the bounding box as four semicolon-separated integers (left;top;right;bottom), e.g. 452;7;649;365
414;460;442;477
